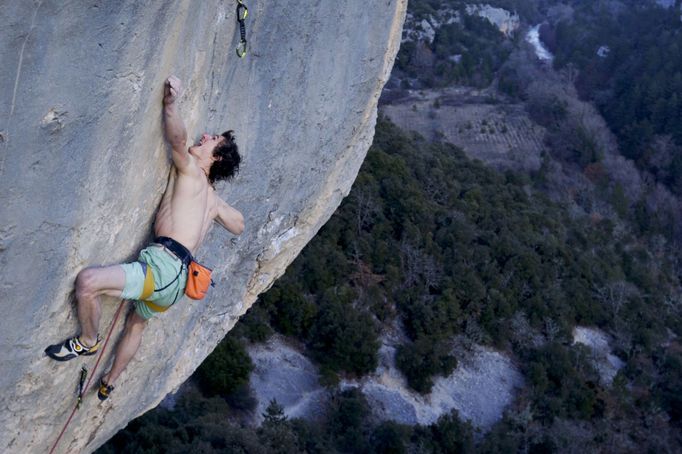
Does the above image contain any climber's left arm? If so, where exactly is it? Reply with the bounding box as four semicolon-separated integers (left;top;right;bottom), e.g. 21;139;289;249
163;76;192;172
215;198;245;235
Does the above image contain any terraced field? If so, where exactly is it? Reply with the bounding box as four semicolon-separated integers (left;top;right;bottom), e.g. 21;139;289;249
381;86;545;171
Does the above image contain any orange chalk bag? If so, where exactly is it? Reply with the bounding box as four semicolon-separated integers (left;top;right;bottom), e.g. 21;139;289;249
185;260;214;300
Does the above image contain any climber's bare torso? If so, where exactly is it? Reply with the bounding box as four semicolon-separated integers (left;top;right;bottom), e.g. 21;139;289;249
155;162;243;254
158;77;244;253
155;167;214;254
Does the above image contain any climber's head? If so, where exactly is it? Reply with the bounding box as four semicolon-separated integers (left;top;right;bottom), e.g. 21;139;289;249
189;131;241;184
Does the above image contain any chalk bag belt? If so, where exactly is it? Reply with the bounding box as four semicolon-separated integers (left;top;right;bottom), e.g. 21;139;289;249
155;236;193;266
236;0;248;58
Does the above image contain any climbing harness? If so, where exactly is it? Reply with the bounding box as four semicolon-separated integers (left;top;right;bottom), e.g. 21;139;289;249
236;0;249;58
137;236;215;313
48;299;127;454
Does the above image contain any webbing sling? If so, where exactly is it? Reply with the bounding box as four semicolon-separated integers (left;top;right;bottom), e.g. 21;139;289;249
140;265;170;313
140;265;155;300
139;260;182;313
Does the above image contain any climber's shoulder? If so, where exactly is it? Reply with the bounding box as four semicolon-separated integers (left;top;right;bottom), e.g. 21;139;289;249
171;147;197;174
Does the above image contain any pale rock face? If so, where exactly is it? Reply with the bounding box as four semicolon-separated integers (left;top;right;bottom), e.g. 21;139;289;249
248;334;523;431
526;24;554;62
597;45;611;58
402;4;518;50
346;336;524;429
0;1;406;452
419;19;437;44
402;10;460;44
655;0;676;8
465;4;521;37
573;326;625;385
248;335;327;424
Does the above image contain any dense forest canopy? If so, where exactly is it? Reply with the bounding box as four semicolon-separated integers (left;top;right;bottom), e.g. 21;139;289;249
547;1;682;194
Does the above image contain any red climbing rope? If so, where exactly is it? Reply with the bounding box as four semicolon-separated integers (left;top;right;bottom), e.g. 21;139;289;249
48;299;127;454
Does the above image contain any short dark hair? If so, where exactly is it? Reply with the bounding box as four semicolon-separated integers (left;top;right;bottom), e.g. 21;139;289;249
209;130;241;184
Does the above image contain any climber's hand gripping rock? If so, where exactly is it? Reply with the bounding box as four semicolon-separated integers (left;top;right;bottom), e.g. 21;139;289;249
164;75;183;105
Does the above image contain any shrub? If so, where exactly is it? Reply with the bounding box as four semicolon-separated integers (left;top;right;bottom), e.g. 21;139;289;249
308;288;380;377
396;337;457;393
196;335;254;396
327;388;371;452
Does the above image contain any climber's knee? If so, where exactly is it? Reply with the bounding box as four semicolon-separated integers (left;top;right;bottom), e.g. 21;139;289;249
126;311;148;334
76;266;126;300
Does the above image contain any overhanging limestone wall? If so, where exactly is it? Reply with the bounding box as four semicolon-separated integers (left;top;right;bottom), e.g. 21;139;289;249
0;1;406;452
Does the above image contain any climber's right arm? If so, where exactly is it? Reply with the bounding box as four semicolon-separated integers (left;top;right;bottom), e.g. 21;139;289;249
163;76;192;172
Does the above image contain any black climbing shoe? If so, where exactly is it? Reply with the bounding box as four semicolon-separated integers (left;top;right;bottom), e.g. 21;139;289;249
44;336;100;362
97;378;114;401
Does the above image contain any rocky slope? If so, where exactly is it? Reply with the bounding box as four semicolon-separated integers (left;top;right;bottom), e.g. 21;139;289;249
247;335;523;430
0;1;406;452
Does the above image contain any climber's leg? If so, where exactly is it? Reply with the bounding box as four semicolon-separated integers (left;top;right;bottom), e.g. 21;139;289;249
44;265;126;361
75;265;127;347
102;310;147;385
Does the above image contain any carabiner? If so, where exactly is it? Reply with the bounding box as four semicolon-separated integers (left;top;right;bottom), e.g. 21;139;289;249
236;41;247;58
237;3;248;21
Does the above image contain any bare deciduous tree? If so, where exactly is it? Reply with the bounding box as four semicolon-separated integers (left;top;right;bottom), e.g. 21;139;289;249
543;316;560;342
560;62;579;87
399;239;421;290
398;239;442;290
593;281;631;317
352;188;379;235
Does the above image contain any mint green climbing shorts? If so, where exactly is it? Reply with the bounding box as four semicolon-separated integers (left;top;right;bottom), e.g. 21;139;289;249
119;244;188;320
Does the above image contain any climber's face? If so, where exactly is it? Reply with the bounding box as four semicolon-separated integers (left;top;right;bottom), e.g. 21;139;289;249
189;133;224;163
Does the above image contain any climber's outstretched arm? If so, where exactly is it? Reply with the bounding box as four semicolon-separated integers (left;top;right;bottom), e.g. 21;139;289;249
216;198;245;235
163;76;192;171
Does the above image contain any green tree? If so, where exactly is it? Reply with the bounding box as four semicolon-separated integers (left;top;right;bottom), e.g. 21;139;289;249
396;337;457;393
327;388;371;453
430;410;474;454
370;421;410;454
258;400;300;454
309;288;380;377
197;335;254;396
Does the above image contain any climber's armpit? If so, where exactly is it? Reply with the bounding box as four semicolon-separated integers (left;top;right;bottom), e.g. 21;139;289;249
215;198;245;235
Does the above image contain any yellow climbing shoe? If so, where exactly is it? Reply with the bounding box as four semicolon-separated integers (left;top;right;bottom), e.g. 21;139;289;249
97;378;114;401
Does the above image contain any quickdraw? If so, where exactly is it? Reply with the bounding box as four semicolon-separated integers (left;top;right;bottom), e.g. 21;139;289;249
236;0;249;58
76;366;88;409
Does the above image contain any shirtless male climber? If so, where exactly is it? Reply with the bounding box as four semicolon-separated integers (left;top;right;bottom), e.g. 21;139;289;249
45;76;244;401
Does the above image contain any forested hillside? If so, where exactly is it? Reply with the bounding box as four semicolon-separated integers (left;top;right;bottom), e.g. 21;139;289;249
101;118;682;452
395;0;522;88
546;1;682;194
